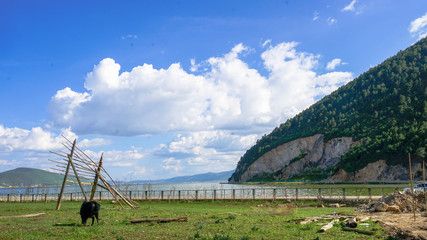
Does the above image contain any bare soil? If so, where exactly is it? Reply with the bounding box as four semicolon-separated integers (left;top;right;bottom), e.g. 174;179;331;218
359;212;427;240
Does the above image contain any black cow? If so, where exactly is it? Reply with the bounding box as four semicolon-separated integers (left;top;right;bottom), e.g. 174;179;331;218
80;201;100;225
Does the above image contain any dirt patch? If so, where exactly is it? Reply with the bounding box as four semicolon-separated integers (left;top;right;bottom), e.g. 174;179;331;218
357;190;427;239
359;212;427;240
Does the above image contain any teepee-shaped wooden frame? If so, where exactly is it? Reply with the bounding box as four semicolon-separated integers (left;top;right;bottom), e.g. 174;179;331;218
50;136;136;210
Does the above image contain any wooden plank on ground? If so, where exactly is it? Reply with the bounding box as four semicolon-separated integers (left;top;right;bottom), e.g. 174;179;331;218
0;213;45;219
130;217;188;224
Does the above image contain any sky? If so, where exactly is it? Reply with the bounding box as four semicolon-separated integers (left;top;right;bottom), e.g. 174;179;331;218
0;0;426;181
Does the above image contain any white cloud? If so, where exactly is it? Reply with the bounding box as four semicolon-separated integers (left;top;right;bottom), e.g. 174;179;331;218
327;17;337;25
312;11;319;21
342;0;357;12
326;58;342;70
262;39;272;47
0;125;108;152
0;159;15;166
162;157;184;171
49;41;353;137
121;34;137;40
126;166;148;178
156;130;258;173
409;12;427;40
84;147;144;167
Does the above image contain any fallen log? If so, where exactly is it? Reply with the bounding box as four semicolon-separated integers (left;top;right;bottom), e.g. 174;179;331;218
342;227;375;235
0;213;46;219
130;217;188;224
358;217;370;222
347;218;357;228
320;219;338;232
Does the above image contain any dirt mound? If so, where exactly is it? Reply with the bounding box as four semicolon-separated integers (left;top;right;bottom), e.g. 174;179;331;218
358;190;427;213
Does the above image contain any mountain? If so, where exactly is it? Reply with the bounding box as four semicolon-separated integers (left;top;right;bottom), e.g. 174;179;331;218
130;170;234;183
0;167;67;187
230;37;427;183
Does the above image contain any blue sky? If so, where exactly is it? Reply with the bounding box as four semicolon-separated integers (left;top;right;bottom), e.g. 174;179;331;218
0;0;426;180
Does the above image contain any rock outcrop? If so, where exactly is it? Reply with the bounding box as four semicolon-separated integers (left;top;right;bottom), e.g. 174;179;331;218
232;134;354;182
231;134;421;183
327;160;421;182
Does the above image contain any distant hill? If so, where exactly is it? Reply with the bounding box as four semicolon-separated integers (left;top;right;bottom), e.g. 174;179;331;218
130;170;234;183
0;167;68;187
0;167;234;187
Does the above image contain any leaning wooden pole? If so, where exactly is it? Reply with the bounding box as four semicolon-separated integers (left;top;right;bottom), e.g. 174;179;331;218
409;153;416;221
56;139;77;210
90;153;103;201
68;150;88;201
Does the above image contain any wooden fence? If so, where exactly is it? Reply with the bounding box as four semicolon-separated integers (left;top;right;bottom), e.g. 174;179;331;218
0;187;395;203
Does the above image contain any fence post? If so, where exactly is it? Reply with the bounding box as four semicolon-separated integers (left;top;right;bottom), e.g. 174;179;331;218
71;193;73;201
232;189;236;200
32;194;35;202
45;194;47;203
161;191;164;201
129;191;132;200
368;188;372;200
273;189;276;201
213;190;217;201
98;191;101;201
295;188;299;201
7;194;9;202
318;188;322;200
195;190;198;201
342;188;346;200
252;189;256;200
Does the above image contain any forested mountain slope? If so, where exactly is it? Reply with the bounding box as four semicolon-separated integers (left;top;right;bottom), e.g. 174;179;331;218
230;37;426;182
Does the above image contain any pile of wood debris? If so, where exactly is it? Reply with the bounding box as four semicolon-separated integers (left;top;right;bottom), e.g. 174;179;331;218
290;212;376;235
357;190;426;213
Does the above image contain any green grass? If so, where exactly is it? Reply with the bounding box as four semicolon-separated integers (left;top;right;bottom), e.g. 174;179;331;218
0;200;389;240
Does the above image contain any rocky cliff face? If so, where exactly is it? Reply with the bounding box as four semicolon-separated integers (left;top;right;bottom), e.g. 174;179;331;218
232;134;354;182
230;134;420;183
327;160;422;182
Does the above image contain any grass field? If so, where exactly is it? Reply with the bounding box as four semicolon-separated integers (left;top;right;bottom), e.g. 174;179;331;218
0;200;389;240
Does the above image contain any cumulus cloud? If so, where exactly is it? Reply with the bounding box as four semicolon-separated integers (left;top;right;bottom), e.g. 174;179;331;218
0;125;106;152
326;58;343;70
49;41;353;137
155;130;258;173
162;157;184;171
126;166;148;178
84;147;144;167
409;12;427;40
0;159;15;166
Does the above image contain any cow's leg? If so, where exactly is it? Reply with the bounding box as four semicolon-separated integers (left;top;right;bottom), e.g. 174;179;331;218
95;213;99;224
91;216;95;226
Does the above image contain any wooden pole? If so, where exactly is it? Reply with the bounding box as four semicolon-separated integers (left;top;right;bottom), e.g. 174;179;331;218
90;153;103;201
56;139;77;210
423;159;426;212
409;153;416;221
68;152;88;201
